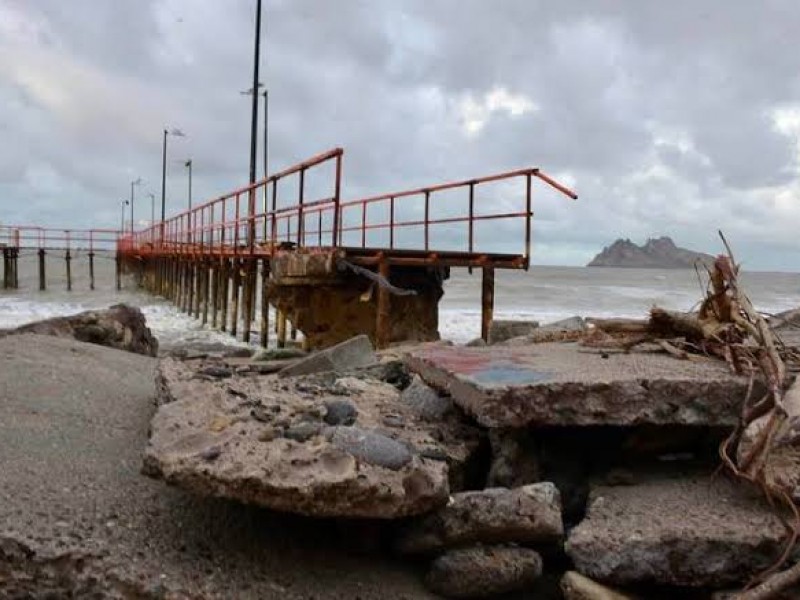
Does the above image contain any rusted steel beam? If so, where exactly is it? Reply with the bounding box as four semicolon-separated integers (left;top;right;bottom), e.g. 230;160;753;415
260;258;270;348
376;259;391;350
65;250;72;292
481;266;495;342
88;252;95;290
277;309;287;349
38;249;46;291
230;260;240;338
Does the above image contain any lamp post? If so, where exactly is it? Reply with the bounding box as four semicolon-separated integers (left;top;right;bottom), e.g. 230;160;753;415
120;199;129;234
185;159;193;210
130;178;142;235
160;128;186;241
248;0;262;244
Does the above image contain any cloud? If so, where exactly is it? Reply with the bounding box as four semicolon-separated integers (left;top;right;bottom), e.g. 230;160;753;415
0;0;799;270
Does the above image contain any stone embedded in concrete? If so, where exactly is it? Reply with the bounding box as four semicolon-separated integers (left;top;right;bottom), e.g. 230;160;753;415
0;304;158;356
279;334;377;378
487;320;540;345
560;571;633;600
329;426;412;470
396;483;563;555
406;343;755;428
565;475;788;587
425;545;543;598
144;357;483;519
401;375;454;421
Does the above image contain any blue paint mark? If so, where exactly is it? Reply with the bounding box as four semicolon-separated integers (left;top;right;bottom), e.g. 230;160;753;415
469;364;552;386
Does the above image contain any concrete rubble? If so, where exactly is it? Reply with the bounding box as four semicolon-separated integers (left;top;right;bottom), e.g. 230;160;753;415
7;302;800;598
425;545;543;598
278;333;377;377
565;474;789;587
396;483;563;555
144;354;483;518
0;303;158;356
487;319;540;345
1;334;441;599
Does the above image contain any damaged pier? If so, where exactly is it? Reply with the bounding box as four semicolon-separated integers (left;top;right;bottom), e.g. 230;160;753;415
117;148;577;349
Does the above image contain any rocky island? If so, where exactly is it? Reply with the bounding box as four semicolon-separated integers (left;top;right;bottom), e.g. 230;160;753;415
588;236;714;268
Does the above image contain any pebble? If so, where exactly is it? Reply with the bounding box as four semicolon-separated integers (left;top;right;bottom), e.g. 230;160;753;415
329;427;412;470
323;399;358;426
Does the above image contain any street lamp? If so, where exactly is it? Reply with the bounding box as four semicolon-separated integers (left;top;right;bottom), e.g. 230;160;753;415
160;127;187;228
130;178;142;235
184;159;193;210
120;199;129;234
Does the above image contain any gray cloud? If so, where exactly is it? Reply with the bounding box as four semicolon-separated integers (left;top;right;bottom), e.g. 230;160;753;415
1;0;799;270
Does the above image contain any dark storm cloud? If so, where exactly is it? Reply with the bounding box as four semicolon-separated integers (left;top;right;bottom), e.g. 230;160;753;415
1;0;799;269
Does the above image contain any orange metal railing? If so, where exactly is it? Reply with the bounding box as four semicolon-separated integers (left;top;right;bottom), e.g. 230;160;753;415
119;148;577;266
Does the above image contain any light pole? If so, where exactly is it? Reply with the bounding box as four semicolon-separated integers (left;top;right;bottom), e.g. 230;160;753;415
247;0;262;245
120;200;129;234
185;159;193;210
160;128;186;238
130;178;142;235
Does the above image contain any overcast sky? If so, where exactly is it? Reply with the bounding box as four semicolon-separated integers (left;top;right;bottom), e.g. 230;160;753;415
1;0;799;270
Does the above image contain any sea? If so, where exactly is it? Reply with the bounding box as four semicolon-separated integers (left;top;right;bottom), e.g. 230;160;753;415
1;250;799;348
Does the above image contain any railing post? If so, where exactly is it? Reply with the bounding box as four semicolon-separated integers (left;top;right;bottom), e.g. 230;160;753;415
297;167;305;246
389;196;395;249
525;172;532;270
332;150;342;248
361;202;367;248
468;182;475;255
424;190;430;251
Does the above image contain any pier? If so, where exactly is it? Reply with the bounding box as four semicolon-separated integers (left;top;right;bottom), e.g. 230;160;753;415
2;148;577;349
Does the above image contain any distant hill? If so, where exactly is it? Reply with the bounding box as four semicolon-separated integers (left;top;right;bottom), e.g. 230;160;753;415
588;237;715;269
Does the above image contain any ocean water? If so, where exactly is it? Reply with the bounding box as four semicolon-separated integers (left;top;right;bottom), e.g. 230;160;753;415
1;250;799;347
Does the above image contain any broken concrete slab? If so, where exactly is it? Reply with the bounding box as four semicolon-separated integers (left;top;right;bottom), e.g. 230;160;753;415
487;320;540;345
396;483;563;555
279;334;376;378
565;474;789;587
144;357;483;518
561;571;633;600
0;334;438;598
406;343;755;428
0;304;158;356
425;545;542;598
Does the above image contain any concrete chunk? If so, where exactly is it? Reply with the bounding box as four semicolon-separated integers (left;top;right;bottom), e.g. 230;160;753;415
565;475;788;587
425;546;542;598
406;343;755;428
279;334;376;377
144;357;483;519
487;320;539;345
396;483;563;554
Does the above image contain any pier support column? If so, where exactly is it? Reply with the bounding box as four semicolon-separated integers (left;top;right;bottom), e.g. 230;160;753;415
88;252;95;290
201;261;210;326
220;259;229;333
38;249;46;291
115;252;121;291
260;259;270;348
211;262;220;328
65;250;72;292
277;309;287;348
481;266;495;342
376;259;391;350
230;259;240;338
